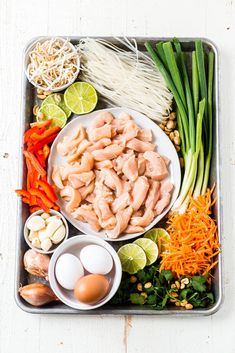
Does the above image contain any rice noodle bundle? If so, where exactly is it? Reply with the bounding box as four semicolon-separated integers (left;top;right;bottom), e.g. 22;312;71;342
77;38;172;123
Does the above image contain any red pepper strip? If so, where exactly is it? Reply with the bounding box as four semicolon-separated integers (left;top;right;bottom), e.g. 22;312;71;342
27;174;30;190
35;180;57;202
22;197;31;205
36;197;50;213
30;119;52;129
52;204;60;211
27;133;58;153
24;126;43;144
30;206;41;213
24;151;46;177
15;189;31;198
31;126;61;142
43;144;50;160
35;150;45;168
28;188;54;208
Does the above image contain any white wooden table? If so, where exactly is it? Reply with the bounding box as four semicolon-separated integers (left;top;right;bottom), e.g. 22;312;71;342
0;0;234;352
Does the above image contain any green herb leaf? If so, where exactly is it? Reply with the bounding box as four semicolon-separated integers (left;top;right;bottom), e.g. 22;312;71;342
130;293;146;305
191;276;207;292
161;270;174;282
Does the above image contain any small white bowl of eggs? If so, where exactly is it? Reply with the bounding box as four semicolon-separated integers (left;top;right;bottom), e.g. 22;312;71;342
48;235;122;310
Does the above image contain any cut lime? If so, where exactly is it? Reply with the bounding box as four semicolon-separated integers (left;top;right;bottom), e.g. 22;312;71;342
134;238;158;266
144;228;170;254
42;93;71;118
37;104;67;128
117;243;147;274
64;82;98;114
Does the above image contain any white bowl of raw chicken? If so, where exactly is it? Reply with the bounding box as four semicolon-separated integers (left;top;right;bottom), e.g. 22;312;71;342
48;107;181;241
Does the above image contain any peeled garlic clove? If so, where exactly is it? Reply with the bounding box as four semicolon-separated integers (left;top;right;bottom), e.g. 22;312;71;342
23;249;50;277
38;228;48;242
32;237;41;249
45;215;60;224
41;212;50;220
28;230;38;242
50;225;66;244
27;216;45;231
46;219;62;238
19;283;58;306
41;238;52;252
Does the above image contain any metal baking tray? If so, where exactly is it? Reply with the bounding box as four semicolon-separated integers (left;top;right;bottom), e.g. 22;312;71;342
15;37;223;315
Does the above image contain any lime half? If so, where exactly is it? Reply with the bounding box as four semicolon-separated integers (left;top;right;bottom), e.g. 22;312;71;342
134;238;158;266
117;243;147;274
42;93;71;118
144;228;170;254
64;82;98;114
37;104;67;128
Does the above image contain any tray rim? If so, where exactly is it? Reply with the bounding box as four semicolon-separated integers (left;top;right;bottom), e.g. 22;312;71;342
14;36;223;316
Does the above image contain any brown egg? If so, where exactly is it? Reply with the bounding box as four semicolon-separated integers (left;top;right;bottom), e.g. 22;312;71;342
74;274;109;304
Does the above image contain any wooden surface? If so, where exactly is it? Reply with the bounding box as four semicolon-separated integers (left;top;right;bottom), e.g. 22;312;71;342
0;0;234;352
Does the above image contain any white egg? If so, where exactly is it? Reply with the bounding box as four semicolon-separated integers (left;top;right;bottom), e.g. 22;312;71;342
55;253;84;290
80;245;113;275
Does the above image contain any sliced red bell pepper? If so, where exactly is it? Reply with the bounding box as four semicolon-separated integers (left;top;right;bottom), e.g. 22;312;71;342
35;180;57;203
31;126;61;142
15;189;31;198
24;151;47;177
36;197;50;213
30;119;52;129
30;206;41;213
35;150;46;168
22;197;31;205
52;204;60;211
24;126;44;144
28;188;54;209
27;133;58;153
43;144;50;160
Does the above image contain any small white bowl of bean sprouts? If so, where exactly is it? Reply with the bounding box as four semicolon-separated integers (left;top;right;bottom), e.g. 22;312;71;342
25;37;80;92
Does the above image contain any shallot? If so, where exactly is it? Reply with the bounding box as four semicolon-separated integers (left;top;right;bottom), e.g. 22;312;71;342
19;283;58;307
23;249;50;277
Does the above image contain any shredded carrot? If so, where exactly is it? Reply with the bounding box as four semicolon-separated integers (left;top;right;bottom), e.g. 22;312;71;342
160;188;220;278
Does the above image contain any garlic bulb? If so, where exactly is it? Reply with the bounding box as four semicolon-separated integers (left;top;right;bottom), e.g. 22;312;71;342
19;283;58;306
23;249;50;277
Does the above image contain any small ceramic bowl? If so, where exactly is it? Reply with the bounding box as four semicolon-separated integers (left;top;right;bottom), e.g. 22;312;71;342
24;209;69;254
24;37;80;92
48;235;122;310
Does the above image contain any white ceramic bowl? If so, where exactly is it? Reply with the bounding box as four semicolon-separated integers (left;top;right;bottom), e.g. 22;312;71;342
48;235;122;310
24;209;69;254
48;107;181;241
24;37;80;92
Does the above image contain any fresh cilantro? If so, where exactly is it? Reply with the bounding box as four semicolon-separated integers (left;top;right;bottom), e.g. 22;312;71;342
191;276;207;292
130;293;145;305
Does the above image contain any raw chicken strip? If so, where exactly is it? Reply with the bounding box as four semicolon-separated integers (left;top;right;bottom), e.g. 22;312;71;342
111;192;131;214
126;138;155;153
160;180;174;195
76;171;95;186
95;160;113;169
94;198;116;230
52;166;64;189
125;225;145;234
68;174;85;189
57;127;86;156
85;192;96;204
113;150;134;173
155;193;172;216
132;176;149;211
61;152;94;179
115;120;139;142
144;151;168;181
60;186;82;213
108;206;133;239
79;181;95;200
87;138;111;152
101;168;123;197
88;124;112;142
111;113;132;132
122;155;138;181
137;129;152;142
92;144;124;161
73;205;101;232
91;111;113;128
137;155;146;176
130;208;154;227
145;181;161;210
66;139;91;163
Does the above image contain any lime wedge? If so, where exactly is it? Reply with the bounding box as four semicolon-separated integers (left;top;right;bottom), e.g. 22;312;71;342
42;93;71;118
133;238;158;266
64;82;98;114
144;228;170;254
37;104;67;128
117;244;147;274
